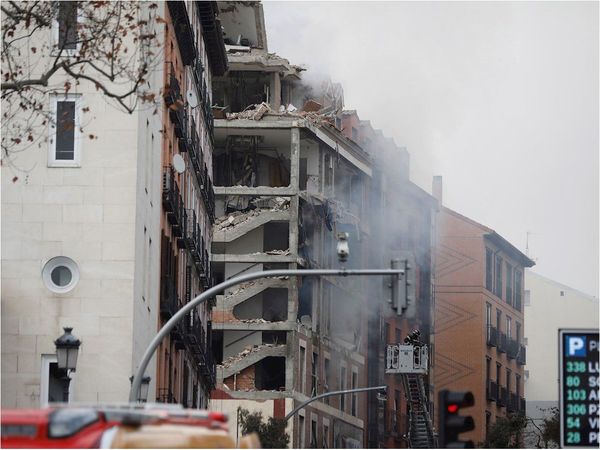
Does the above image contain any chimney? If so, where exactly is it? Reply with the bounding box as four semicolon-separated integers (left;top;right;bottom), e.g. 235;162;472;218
432;176;443;205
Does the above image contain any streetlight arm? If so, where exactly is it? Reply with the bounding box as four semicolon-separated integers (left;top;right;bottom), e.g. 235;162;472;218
129;268;402;402
284;385;387;422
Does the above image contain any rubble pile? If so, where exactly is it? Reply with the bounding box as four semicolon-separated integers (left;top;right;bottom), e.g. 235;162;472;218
264;249;290;256
218;343;279;368
225;102;335;128
215;209;257;231
215;197;290;232
251;196;290;211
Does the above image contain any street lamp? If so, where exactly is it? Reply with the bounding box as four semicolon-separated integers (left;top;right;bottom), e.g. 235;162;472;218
54;327;81;372
129;375;151;403
54;327;81;402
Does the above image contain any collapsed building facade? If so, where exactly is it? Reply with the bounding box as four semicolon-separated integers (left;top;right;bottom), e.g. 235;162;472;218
209;3;374;447
341;113;439;448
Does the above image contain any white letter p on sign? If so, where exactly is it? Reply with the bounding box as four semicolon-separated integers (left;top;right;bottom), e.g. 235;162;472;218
568;337;585;356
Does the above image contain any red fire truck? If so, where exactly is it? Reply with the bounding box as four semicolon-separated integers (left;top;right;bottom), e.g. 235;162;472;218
1;405;259;448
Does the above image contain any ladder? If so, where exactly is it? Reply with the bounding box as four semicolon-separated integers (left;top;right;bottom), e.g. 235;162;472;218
402;372;436;448
386;338;436;448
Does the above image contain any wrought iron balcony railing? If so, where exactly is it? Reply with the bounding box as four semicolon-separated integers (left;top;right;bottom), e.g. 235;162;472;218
162;167;184;237
167;1;197;65
497;332;507;353
507;338;520;360
487;381;498;402
517;345;527;366
160;274;180;320
487;326;498;347
508;393;518;413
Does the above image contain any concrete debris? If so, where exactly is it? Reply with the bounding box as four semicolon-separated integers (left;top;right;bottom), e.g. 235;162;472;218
215;197;290;232
218;343;278;368
238;318;286;324
302;99;322;112
215;209;256;231
225;102;269;121
224;102;336;128
251;196;290;210
265;249;290;255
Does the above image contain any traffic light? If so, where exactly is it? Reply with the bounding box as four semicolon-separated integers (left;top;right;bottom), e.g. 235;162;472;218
438;390;475;448
389;259;406;314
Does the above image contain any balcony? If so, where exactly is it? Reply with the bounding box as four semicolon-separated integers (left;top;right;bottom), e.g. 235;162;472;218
162;167;184;237
160;274;180;320
507;339;519;360
170;101;188;141
517;345;527;366
514;292;522;311
192;56;204;99
167;1;197;65
200;164;215;223
508;393;518;413
487;381;498;402
487;326;498;347
179;209;205;275
200;239;211;289
498;387;508;407
497;332;507;353
188;116;205;188
157;388;177;404
164;64;182;107
200;350;216;390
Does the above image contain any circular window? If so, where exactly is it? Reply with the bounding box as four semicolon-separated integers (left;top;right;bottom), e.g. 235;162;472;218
42;257;79;293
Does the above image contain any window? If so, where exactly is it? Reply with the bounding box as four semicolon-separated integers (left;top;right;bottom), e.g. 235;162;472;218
505;263;513;305
506;316;512;340
485;248;493;291
395;328;402;344
311;352;318;397
351;369;358;416
57;2;78;50
323;422;330;448
514;271;523;310
496;363;502;386
340;365;347;412
299;414;305;449
41;354;71;406
42;256;80;294
323;357;331;403
310;417;317;448
516;322;522;344
486;358;491;385
486;303;492;339
49;95;81;167
506;369;511;394
516;374;521;398
300;345;306;394
496;310;502;333
494;255;503;298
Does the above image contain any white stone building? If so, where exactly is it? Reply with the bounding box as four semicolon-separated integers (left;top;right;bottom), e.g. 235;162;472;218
1;1;226;408
524;270;599;420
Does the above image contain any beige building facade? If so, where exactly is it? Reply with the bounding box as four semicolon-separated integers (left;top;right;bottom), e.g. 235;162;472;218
523;271;599;419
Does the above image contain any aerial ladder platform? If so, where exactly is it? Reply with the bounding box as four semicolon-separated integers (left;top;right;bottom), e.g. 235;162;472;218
386;331;436;448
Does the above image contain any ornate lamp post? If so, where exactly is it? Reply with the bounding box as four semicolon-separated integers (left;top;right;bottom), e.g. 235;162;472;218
129;375;152;403
54;327;81;402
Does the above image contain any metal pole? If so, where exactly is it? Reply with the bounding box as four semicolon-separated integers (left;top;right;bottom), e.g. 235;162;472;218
284;385;387;422
130;268;402;402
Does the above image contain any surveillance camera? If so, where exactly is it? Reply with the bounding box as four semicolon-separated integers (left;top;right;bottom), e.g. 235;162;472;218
336;232;350;263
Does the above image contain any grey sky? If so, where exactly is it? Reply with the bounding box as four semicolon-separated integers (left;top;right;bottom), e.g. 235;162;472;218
263;1;599;297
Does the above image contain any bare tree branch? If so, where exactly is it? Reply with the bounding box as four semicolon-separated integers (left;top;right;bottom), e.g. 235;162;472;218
1;1;163;166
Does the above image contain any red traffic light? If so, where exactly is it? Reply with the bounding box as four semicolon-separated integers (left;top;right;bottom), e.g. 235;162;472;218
447;404;459;413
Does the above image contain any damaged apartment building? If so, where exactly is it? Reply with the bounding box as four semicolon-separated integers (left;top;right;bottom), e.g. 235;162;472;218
209;2;373;447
